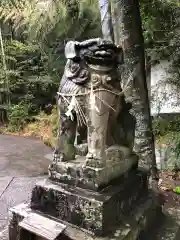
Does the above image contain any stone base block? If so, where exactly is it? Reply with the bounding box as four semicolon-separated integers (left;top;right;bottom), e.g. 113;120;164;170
30;170;148;236
49;153;138;191
8;194;161;240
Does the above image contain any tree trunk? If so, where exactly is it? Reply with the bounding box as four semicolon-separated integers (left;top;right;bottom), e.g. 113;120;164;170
111;0;158;180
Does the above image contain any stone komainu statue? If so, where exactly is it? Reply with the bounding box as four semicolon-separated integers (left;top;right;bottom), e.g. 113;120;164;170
51;38;136;168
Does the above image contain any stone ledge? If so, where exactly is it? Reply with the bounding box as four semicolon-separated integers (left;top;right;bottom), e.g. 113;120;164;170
30;170;148;236
8;193;161;240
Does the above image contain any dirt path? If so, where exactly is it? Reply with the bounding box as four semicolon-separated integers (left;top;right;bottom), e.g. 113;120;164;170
0;134;52;234
0;134;52;177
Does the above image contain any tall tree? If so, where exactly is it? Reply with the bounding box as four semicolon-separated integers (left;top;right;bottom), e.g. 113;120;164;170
111;0;158;181
0;0;101;43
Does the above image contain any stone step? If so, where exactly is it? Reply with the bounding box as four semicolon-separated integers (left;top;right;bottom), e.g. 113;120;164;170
8;193;161;240
18;212;66;240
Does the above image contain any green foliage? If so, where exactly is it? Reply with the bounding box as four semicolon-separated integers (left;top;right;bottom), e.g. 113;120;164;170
140;0;179;60
0;0;101;42
0;37;61;128
173;186;180;194
153;116;180;137
153;116;180;167
7;101;33;131
3;39;59;102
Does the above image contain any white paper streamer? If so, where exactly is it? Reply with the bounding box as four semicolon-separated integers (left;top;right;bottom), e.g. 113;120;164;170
98;0;114;42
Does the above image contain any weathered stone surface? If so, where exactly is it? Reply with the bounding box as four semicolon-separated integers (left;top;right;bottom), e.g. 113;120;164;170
50;38;137;191
8;193;161;240
30;170;148;236
19;212;66;239
49;153;138;191
8;203;66;240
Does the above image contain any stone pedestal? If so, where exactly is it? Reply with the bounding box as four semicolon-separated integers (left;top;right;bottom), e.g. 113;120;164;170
31;170;147;236
49;152;138;191
8;168;161;240
9;195;161;240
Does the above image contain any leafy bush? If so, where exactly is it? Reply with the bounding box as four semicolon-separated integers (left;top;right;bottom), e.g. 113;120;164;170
154;116;180;169
7;101;33;131
0;38;62;126
153;116;180;136
4;40;60;106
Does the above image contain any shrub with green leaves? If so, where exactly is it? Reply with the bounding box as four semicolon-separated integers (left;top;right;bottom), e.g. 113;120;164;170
153;116;180;137
0;38;62;127
7;101;33;131
153;116;180;169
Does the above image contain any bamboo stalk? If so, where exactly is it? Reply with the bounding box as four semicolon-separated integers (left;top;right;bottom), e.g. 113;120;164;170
0;26;10;122
0;27;10;102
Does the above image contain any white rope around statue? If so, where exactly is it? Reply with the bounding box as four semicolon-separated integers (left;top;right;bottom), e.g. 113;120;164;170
57;70;134;127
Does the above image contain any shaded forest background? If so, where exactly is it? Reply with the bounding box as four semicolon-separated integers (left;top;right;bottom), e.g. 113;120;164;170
0;0;180;162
